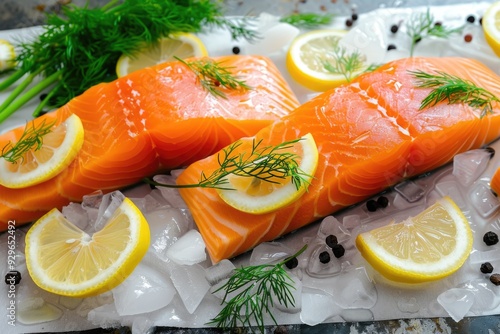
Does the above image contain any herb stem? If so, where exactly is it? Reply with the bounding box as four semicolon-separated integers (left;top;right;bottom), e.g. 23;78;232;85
0;68;26;91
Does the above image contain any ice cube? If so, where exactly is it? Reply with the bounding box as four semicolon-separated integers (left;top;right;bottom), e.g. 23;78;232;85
58;296;83;310
343;214;360;229
143;188;171;212
17;297;63;325
331;267;377;309
62;202;89;231
453;149;492;186
166;230;207;265
470;183;500;218
305;243;341;278
170;264;210;314
93;190;125;232
112;262;176;316
437;288;475;322
132;316;154;334
394;179;425;203
339;308;374;322
205;259;236;286
435;181;467;210
146;207;191;261
81;190;103;224
461;279;500;314
317;216;351;243
300;287;341;326
397;296;421;313
87;303;122;328
249;242;293;265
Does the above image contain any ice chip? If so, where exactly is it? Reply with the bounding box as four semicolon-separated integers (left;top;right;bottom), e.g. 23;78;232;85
300;288;341;326
306;243;341;278
461;279;500;314
81;190;103;224
94;190;125;232
146;207;191;261
166;230;207;265
205;259;236;286
87;303;122;328
332;267;377;309
62;202;89;230
339;308;374;322
437;288;475;322
453;149;492;186
394;179;425;203
153;173;188;208
470;183;500;218
112;262;176;316
435;180;467;210
170;264;210;314
317;216;350;243
249;242;293;265
132;316;154;334
17;297;63;325
343;214;361;229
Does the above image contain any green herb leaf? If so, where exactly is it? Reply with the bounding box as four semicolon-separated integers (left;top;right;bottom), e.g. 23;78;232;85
207;245;308;332
406;9;463;56
280;13;334;29
145;137;313;191
175;57;252;99
322;44;367;83
1;120;55;164
409;69;500;118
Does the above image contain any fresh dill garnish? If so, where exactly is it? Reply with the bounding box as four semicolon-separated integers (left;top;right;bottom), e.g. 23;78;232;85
322;44;366;83
1;120;55;164
280;13;334;29
175;57;252;99
0;0;258;123
406;9;463;56
207;244;308;332
409;69;500;118
145;137;313;191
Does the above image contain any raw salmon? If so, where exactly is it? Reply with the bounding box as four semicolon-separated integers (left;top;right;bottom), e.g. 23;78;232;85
0;55;300;228
492;167;500;195
176;57;500;263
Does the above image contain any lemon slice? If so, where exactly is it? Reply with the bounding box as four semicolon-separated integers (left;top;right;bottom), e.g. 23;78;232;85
356;196;473;284
483;1;500;57
492;167;500;195
25;197;150;297
286;29;368;91
116;33;208;77
0;39;15;71
217;133;319;214
0;114;84;189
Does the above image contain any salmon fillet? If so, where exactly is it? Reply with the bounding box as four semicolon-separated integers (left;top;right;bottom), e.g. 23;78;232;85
492;167;500;195
176;57;500;263
0;55;300;227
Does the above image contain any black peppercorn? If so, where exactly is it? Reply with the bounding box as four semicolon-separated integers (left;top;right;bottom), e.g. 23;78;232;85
332;244;345;258
485;146;495;158
390;24;399;34
377;196;389;208
387;44;397;51
481;262;494;274
351;13;358;21
483;231;499;246
285;257;298;270
345;19;353;27
466;15;475;24
319;251;331;264
326;234;338;248
366;199;378;212
5;271;21;285
490;273;500;286
232;46;241;55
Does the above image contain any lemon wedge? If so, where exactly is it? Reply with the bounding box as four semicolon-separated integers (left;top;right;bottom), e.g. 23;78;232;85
483;1;500;57
116;33;208;77
0;114;84;189
356;196;473;284
216;133;319;214
286;29;368;91
0;39;15;71
25;197;150;297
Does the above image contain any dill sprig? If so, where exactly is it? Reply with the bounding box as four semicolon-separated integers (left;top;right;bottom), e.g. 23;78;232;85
145;137;313;191
323;45;366;83
175;57;252;99
280;13;334;29
0;0;258;123
406;9;463;56
409;70;500;118
207;245;308;332
1;120;55;164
